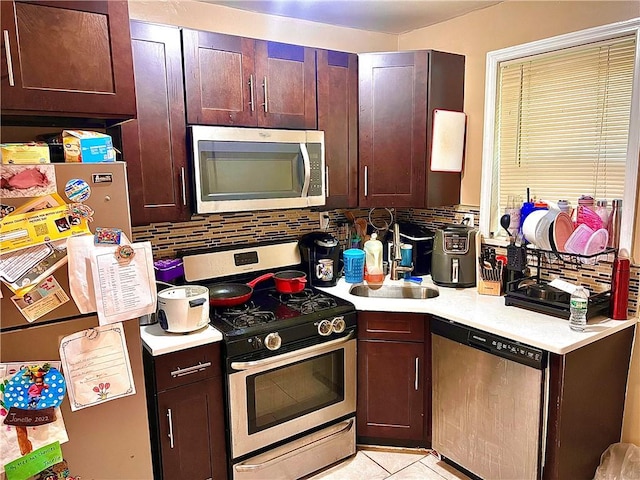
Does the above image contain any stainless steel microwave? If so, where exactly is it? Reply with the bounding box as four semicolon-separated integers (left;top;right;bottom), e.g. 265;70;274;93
189;126;325;214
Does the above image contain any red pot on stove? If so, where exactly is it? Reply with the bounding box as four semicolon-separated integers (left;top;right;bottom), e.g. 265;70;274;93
273;270;307;293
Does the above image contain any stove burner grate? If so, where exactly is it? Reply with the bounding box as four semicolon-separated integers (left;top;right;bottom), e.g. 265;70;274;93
275;291;338;315
214;303;277;329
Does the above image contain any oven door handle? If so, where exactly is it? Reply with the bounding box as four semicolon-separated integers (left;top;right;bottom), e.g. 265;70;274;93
230;331;354;371
234;418;354;473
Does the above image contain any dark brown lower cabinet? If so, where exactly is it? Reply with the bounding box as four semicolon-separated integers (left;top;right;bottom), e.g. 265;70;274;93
544;326;634;480
357;312;430;446
356;310;633;480
144;343;227;480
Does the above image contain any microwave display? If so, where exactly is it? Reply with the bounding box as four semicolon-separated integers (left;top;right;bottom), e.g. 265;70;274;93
199;141;303;200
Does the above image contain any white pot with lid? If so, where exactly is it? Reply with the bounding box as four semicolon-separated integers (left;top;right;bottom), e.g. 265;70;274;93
157;285;210;333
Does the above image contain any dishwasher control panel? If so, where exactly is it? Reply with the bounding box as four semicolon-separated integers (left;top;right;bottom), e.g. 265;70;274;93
469;332;543;365
432;317;545;369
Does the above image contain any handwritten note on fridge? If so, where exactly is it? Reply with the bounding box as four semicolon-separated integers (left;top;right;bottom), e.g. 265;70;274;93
59;323;135;411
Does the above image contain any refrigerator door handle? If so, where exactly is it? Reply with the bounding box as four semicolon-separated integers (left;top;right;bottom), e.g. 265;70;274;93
167;408;175;449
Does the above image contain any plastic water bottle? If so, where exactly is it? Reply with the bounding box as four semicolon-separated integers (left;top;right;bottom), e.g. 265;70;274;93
569;286;589;332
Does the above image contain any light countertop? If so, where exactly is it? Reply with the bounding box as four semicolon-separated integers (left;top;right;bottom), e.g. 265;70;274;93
318;276;637;355
140;323;223;356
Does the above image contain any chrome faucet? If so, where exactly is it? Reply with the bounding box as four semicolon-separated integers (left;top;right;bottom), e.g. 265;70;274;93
390;223;413;280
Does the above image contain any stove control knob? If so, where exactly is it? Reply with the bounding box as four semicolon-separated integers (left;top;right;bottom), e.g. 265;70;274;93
249;336;263;350
331;316;346;334
318;319;333;336
265;332;282;351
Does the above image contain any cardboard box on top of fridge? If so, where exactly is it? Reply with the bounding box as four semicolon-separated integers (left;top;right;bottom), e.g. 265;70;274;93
1;143;50;164
62;130;115;163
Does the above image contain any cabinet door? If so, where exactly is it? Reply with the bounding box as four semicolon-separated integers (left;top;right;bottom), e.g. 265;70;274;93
157;378;227;480
1;1;135;119
119;22;190;226
254;41;317;129
182;29;256;126
425;51;465;207
357;340;424;442
359;51;428;207
317;49;358;208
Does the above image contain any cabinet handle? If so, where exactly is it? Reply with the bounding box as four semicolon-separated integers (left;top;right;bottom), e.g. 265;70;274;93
248;74;255;112
415;357;419;391
180;167;187;206
325;166;329;197
167;408;175;449
262;76;268;113
171;361;211;378
3;30;15;87
364;166;368;197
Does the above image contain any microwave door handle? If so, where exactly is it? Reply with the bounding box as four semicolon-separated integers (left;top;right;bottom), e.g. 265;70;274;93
300;143;311;197
325;166;329;197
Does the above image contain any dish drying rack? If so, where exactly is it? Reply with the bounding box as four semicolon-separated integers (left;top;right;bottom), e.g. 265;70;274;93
504;245;617;319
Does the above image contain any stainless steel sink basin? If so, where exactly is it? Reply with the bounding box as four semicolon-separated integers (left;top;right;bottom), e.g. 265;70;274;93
348;283;439;299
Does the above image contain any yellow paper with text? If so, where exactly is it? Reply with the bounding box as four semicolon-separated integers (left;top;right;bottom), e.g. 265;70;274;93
0;204;90;254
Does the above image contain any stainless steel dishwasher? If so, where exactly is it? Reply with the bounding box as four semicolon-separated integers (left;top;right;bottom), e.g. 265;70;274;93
431;317;547;480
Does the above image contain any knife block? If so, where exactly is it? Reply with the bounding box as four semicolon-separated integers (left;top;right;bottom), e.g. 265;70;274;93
477;278;502;296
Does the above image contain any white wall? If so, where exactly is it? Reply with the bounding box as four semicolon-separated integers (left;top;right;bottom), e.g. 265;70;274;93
128;0;398;52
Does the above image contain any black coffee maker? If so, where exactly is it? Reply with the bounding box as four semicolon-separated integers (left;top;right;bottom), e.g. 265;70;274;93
298;232;341;287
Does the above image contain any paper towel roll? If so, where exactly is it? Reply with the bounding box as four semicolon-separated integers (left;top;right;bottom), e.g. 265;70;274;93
431;109;466;172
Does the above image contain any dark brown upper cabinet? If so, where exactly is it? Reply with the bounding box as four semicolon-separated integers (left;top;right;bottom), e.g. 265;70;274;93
317;49;358;209
1;1;136;123
358;50;464;208
182;29;317;129
116;21;190;226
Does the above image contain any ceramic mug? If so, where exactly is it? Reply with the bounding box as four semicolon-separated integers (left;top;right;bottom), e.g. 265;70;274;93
316;259;334;281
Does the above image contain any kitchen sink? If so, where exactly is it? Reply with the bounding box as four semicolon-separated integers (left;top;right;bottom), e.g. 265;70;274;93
349;283;440;299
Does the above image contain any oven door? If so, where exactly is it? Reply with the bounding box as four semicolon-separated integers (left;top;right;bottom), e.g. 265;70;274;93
228;332;356;459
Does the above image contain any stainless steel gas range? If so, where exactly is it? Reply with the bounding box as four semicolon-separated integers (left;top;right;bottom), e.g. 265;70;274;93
182;241;357;480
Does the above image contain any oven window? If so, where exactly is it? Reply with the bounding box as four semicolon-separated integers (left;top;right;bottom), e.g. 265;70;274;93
246;351;344;434
198;141;303;200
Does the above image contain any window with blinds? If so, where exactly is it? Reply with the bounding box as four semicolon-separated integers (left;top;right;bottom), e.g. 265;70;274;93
493;34;636;228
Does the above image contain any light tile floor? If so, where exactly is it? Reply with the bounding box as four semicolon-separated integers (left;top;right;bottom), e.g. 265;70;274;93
307;447;473;480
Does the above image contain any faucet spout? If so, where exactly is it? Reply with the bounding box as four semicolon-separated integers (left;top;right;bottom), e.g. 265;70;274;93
390;223;413;280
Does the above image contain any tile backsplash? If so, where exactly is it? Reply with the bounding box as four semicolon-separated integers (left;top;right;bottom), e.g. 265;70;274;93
132;204;637;318
131;205;480;260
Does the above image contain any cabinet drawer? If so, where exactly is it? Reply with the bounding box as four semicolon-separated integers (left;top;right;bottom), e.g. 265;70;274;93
358;312;426;342
154;343;221;392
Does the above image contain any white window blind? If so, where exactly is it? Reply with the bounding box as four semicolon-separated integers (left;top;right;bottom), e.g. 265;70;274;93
495;35;635;215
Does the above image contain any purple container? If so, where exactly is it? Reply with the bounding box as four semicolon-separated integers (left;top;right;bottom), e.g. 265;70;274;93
154;258;184;283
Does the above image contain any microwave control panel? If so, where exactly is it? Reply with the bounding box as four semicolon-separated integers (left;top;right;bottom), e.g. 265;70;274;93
307;143;323;196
